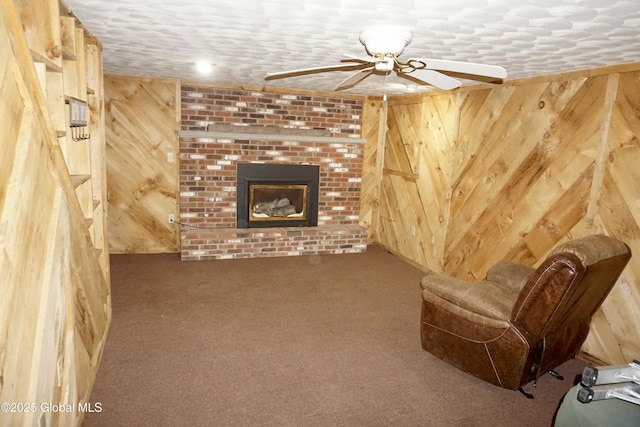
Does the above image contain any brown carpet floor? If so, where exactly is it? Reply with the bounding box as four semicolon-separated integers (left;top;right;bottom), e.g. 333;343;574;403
83;245;585;426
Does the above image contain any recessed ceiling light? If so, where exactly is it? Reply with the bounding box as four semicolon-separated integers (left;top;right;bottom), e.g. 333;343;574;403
195;61;213;74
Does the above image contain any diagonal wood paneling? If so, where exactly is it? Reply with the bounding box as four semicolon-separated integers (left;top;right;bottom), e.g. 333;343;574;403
447;76;609;278
373;94;457;271
105;76;179;253
363;64;640;365
2;2;110;423
584;69;640;363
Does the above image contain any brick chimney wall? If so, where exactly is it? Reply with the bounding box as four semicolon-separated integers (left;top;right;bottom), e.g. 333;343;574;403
179;85;368;260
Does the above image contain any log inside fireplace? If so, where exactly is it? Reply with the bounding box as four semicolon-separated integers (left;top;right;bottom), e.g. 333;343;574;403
236;163;319;228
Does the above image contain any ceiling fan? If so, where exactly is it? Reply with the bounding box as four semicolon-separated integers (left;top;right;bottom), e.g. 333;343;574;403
265;26;507;92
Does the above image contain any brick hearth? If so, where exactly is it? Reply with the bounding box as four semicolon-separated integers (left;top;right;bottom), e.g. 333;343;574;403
180;225;367;261
179;85;368;260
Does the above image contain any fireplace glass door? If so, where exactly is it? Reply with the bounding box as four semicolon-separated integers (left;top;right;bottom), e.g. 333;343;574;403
249;184;307;222
236;163;319;228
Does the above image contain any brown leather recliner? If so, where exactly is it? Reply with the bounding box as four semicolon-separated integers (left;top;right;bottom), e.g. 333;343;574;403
420;234;631;396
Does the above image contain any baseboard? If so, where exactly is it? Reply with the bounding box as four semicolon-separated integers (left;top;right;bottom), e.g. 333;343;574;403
370;242;433;274
577;350;609;367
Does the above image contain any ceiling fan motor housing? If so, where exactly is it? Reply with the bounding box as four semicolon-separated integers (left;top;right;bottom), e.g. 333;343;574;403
359;26;413;56
374;57;395;72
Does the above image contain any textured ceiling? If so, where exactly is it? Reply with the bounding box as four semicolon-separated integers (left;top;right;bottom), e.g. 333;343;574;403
64;0;640;96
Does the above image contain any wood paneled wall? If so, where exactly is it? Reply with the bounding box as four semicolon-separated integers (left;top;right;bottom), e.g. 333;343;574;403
105;76;180;253
361;64;640;365
99;55;639;363
1;1;110;425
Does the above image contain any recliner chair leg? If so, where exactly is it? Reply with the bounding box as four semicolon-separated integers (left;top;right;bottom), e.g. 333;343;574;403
548;369;564;380
518;387;534;399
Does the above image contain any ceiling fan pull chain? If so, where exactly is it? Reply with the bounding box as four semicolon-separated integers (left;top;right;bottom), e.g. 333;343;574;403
382;72;388;101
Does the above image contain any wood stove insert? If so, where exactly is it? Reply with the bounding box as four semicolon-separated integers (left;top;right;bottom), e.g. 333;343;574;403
236;163;319;228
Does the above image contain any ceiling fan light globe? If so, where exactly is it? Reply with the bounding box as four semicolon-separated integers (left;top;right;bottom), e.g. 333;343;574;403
359;26;412;56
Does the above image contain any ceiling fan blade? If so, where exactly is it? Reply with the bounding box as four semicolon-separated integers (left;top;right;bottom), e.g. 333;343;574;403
399;69;461;90
334;67;374;90
265;63;368;80
409;58;507;79
343;53;383;63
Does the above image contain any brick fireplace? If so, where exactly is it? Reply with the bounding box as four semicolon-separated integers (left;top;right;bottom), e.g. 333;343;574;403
178;85;368;260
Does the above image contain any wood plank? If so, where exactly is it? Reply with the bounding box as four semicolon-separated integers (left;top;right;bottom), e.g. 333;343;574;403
371;98;388;241
581;309;627;364
59;16;77;60
105;76;180;253
69;174;90;187
178;129;365;145
382;167;417;181
14;0;62;69
46;69;66;135
585;74;619;234
0;57;24;216
359;97;383;242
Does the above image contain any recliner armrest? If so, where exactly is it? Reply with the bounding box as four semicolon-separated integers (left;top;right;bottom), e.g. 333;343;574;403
486;261;535;293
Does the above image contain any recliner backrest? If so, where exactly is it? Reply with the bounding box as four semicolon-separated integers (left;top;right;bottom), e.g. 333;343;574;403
510;235;631;339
